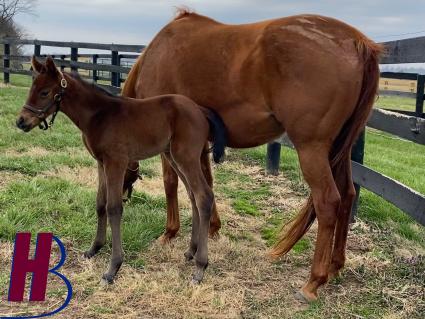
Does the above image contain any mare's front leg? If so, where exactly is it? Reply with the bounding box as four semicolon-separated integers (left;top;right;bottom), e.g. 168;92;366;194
101;158;127;284
84;162;107;258
201;144;221;238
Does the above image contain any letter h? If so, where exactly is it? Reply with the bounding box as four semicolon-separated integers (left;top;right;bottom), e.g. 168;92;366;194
8;233;53;302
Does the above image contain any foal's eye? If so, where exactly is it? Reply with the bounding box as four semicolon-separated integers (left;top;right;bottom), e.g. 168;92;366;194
40;91;50;98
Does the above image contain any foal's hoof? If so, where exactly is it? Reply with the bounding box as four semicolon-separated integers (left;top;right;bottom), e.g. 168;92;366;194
100;274;115;286
190;278;202;285
184;251;194;262
295;289;317;303
83;250;96;259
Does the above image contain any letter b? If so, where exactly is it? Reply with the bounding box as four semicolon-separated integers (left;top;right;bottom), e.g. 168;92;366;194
8;232;53;302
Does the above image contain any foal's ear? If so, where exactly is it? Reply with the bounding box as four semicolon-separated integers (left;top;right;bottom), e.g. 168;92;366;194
31;56;44;74
45;56;59;76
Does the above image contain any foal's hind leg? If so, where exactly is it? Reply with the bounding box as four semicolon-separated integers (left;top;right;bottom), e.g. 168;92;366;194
166;151;214;283
296;145;341;302
84;162;107;258
329;157;356;279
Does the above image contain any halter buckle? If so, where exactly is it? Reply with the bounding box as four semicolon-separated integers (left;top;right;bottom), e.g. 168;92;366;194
61;78;68;89
54;93;62;102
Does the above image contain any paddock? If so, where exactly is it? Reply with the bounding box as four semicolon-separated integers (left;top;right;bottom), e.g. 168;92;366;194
0;36;424;318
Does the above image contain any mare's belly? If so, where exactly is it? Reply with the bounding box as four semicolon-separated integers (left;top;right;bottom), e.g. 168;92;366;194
220;107;284;148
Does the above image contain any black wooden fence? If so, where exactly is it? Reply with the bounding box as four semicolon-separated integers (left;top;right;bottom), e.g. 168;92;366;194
266;36;425;226
0;38;144;94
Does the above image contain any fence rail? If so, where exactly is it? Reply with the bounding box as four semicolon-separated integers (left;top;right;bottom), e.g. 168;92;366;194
0;38;143;88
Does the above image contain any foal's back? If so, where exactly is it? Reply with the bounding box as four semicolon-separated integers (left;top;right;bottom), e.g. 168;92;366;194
102;94;210;161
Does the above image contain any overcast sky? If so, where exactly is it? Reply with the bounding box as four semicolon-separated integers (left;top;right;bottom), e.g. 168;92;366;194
14;0;425;53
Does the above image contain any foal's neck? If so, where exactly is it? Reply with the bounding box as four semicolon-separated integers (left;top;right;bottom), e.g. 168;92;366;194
60;73;118;133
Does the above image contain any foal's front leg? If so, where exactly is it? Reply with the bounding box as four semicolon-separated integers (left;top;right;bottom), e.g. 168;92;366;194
84;162;107;258
101;159;127;284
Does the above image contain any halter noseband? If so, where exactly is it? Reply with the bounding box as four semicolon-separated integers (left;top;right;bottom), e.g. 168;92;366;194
23;75;68;130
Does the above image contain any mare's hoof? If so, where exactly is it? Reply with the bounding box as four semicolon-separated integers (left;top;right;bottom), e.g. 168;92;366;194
295;289;317;303
158;232;177;245
208;231;220;240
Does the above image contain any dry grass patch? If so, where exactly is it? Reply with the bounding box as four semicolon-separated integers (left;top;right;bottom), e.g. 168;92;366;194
0;171;26;190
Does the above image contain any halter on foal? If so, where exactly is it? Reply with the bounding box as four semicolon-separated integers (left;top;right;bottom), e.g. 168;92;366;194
17;56;227;284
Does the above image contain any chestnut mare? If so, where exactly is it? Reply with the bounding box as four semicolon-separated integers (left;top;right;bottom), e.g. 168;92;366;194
123;10;382;301
16;57;227;284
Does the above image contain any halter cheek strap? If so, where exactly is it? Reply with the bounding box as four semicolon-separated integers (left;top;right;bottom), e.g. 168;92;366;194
23;76;68;130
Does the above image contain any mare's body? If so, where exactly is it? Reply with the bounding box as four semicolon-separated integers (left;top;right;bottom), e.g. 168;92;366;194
122;10;382;300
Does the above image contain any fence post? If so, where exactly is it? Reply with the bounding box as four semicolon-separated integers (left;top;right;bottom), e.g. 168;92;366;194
266;142;282;175
70;47;78;72
92;54;98;82
34;44;41;57
415;74;425;118
350;130;365;222
3;42;10;84
111;50;119;87
118;54;122;84
60;55;65;72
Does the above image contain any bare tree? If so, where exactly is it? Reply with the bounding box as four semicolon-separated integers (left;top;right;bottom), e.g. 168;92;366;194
1;0;36;23
1;0;37;62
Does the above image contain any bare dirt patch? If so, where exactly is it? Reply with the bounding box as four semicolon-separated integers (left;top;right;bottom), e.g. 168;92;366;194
4;146;51;157
41;165;98;189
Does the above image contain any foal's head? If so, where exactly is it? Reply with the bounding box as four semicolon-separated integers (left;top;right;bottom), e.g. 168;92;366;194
16;56;66;132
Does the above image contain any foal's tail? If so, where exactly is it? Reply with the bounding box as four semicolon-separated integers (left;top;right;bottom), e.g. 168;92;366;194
269;37;383;259
200;108;228;164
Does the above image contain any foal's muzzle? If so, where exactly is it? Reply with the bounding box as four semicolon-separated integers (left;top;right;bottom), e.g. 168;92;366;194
16;116;34;132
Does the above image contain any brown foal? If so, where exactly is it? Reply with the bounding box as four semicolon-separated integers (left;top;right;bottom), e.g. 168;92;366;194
16;57;227;284
122;10;382;301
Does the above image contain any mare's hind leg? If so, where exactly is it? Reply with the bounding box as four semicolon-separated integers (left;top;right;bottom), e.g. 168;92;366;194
201;144;221;238
160;147;221;243
296;145;341;302
163;153;200;261
329;157;356;279
84;162;107;258
159;154;181;243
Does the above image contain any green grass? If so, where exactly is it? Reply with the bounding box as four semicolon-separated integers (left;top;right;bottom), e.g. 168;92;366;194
0;73;33;87
0;177;166;261
375;95;416;112
215;165;272;216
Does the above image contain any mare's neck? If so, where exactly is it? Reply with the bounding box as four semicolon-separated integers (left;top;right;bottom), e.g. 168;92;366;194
59;74;116;133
